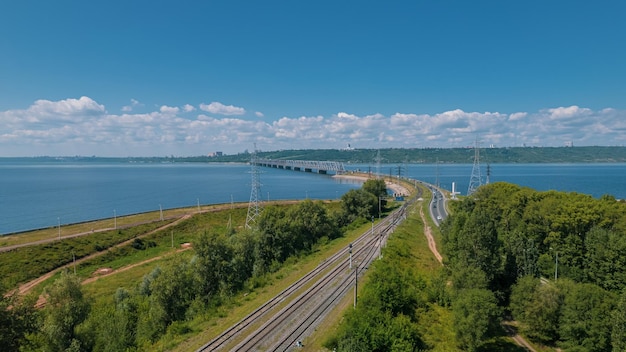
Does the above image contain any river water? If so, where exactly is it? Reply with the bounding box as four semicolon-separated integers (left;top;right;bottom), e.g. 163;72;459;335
1;160;624;235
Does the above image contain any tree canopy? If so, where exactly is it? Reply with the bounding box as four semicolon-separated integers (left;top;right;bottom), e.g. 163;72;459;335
442;182;626;350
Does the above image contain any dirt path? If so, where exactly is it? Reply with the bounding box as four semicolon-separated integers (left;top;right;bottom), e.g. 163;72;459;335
81;246;191;285
17;213;193;296
419;207;443;264
502;320;537;352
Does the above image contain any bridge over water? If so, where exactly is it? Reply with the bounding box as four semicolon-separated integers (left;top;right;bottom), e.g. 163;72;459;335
256;158;346;174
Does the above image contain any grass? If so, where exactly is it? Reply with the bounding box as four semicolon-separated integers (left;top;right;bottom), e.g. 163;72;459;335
0;207;188;247
0;220;179;288
166;220;375;351
0;204;254;291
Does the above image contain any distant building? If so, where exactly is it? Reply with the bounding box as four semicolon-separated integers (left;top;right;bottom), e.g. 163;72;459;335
208;151;223;157
565;141;574;147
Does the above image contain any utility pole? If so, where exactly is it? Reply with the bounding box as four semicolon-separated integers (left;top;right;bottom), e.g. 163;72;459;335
159;204;164;221
379;231;383;260
555;251;558;281
354;263;358;308
349;243;352;269
113;209;117;229
57;217;60;240
550;247;559;281
227;194;233;229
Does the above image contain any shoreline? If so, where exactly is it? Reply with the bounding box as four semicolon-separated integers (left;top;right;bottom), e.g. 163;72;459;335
333;173;410;197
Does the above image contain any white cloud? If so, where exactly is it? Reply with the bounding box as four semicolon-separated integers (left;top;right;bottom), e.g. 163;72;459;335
509;112;527;121
121;98;142;112
199;101;246;115
546;105;592;120
255;111;264;118
30;96;105;116
183;104;196;112
159;105;179;114
337;112;358;119
1;97;626;156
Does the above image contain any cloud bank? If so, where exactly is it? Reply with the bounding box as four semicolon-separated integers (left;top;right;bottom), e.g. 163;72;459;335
1;96;625;156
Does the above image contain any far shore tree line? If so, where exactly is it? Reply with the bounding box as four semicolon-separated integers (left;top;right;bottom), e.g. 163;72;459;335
0;179;389;352
16;145;626;164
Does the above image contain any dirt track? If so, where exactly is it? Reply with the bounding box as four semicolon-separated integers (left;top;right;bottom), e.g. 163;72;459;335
419;207;443;264
17;213;193;296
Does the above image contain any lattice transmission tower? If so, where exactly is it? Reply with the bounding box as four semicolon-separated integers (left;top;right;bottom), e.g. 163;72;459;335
467;137;483;195
245;144;263;229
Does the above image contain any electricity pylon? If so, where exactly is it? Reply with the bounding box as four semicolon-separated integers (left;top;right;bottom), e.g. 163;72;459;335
467;137;482;195
245;144;263;229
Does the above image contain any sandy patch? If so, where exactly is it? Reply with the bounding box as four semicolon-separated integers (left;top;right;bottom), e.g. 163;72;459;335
333;174;410;197
94;267;113;276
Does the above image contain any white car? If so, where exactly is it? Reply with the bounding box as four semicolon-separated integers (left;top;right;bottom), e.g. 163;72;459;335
437;216;442;220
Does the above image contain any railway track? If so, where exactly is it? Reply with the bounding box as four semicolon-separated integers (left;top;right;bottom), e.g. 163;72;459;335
197;187;420;351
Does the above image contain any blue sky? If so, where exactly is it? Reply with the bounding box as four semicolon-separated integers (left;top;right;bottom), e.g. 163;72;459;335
1;1;625;156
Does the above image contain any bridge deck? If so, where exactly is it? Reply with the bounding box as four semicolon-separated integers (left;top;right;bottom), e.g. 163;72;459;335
256;159;345;174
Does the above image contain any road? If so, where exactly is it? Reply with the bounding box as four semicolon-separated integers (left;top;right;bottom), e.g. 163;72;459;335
428;185;447;226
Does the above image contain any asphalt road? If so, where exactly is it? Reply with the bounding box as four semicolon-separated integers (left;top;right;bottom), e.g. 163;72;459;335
428;185;447;225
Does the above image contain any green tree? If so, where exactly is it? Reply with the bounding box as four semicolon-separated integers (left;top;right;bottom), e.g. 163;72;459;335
0;287;37;352
193;231;234;301
509;276;540;325
257;205;292;264
228;230;257;289
559;282;616;352
452;288;501;352
289;200;340;248
362;178;388;216
612;289;626;351
341;188;378;223
585;226;626;291
150;259;196;327
80;302;135;352
40;271;91;352
525;282;562;343
512;275;562;342
450;264;488;293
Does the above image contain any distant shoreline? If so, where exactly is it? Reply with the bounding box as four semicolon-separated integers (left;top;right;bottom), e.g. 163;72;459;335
2;145;626;164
